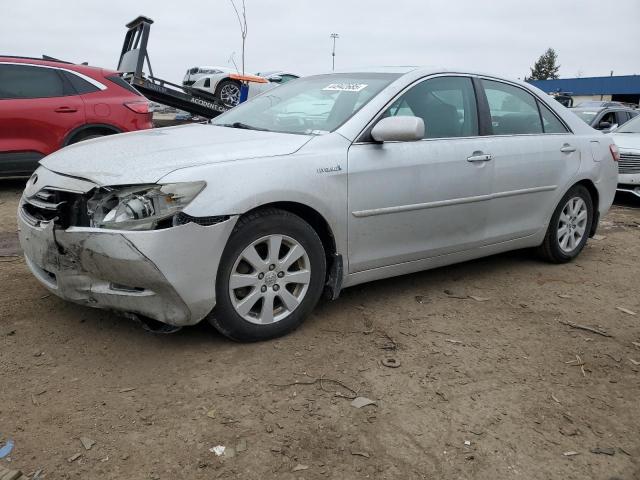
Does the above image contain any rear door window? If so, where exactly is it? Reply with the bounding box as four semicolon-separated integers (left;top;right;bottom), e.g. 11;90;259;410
482;79;543;135
0;64;68;99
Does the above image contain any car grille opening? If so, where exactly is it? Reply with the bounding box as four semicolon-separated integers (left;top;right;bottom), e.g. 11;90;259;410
619;153;640;175
22;188;91;228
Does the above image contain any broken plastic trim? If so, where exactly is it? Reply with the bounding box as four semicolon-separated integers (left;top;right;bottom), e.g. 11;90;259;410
172;212;230;227
124;313;183;334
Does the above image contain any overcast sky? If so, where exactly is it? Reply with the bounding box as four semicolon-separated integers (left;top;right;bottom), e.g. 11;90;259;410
2;0;638;83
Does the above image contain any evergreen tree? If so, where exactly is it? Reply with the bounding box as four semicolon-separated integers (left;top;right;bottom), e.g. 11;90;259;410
527;48;560;80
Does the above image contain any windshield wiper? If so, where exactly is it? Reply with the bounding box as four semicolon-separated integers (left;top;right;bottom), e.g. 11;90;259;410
219;122;270;132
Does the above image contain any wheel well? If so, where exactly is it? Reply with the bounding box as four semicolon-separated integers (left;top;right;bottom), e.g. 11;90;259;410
216;77;241;92
66;125;120;145
574;179;599;211
246;202;336;257
574;179;600;236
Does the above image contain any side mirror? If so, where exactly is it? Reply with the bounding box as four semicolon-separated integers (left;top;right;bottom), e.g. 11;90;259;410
371;116;425;142
269;75;283;83
597;121;611;130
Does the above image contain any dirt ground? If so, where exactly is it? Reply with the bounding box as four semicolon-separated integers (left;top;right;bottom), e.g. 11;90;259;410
1;179;639;480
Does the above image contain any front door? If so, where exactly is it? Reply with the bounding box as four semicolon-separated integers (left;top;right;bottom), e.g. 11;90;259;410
347;75;493;273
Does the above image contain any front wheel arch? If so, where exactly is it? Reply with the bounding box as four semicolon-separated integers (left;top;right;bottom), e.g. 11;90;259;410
210;207;327;341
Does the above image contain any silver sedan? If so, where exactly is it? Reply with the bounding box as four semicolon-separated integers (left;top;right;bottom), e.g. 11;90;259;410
18;67;618;340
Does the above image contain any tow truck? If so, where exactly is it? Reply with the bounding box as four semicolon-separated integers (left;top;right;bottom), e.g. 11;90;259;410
117;16;263;119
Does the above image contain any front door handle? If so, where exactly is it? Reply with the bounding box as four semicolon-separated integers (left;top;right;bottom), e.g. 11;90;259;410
560;144;577;153
467;152;493;162
54;106;78;113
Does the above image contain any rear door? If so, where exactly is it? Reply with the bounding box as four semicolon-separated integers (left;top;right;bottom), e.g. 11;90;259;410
348;75;494;272
0;63;85;174
478;78;579;243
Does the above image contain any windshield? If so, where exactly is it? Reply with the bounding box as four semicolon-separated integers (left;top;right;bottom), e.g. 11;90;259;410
212;73;400;135
616;114;640;133
573;110;598;124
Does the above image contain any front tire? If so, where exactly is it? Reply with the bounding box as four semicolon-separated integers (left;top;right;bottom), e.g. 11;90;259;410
210;208;326;341
537;185;593;263
68;133;107;145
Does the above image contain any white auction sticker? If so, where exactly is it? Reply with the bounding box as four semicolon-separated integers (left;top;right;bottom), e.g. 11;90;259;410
323;83;368;92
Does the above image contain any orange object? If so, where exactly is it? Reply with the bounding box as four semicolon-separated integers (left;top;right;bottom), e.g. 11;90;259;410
229;73;269;84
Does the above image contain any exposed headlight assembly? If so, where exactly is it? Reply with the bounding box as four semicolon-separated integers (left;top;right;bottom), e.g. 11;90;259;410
87;182;205;230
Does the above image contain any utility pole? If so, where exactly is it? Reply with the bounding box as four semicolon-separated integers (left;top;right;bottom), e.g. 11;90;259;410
330;33;339;71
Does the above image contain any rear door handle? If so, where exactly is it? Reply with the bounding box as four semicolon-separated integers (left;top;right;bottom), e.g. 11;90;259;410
467;152;493;162
54;107;78;113
560;144;577;153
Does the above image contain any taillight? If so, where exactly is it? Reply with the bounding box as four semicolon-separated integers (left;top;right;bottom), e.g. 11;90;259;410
609;144;620;162
124;101;152;114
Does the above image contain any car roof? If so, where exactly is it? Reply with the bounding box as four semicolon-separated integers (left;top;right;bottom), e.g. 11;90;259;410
256;70;298;77
572;106;635;113
332;66;420;74
0;55;117;76
326;66;534;83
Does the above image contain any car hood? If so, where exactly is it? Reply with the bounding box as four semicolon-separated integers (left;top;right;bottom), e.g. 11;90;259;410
611;132;640;152
40;124;312;185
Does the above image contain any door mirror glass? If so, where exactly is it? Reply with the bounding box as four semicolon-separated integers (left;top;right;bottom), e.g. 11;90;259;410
371;116;425;142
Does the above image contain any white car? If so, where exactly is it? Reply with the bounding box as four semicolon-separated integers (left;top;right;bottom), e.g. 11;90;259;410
611;114;640;197
19;67;617;341
183;66;299;108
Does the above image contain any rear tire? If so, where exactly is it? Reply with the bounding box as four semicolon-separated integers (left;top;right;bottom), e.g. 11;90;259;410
537;185;593;263
68;132;109;145
210;208;326;342
215;79;241;108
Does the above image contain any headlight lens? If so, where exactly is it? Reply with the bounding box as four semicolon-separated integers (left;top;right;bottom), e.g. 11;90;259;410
87;182;206;230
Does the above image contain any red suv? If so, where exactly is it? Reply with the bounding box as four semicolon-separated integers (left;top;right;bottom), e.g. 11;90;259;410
0;56;153;177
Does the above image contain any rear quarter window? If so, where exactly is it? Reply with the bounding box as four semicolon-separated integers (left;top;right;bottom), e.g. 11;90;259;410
105;75;142;96
538;101;569;134
63;71;100;94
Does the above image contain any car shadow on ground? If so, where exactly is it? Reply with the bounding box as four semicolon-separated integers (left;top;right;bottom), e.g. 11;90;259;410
614;190;640;208
66;246;539;346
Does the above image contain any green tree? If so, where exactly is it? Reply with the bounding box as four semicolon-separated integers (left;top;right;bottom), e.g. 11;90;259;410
527;48;560;80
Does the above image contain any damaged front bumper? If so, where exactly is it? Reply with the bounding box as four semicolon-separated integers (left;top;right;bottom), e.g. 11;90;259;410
18;174;237;327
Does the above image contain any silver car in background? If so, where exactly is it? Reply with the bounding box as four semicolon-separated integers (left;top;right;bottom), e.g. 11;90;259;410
18;67;618;341
610;114;640;197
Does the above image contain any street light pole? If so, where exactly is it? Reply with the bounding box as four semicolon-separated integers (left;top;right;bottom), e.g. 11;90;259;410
330;33;339;71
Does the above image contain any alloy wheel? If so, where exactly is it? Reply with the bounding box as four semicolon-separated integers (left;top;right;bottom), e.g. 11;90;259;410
228;234;311;325
557;197;588;253
220;83;240;107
